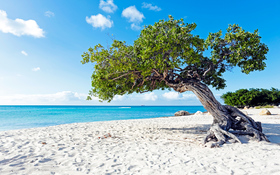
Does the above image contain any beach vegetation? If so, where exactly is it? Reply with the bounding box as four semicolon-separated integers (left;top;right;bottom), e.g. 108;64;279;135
82;16;269;147
222;88;280;107
255;105;274;109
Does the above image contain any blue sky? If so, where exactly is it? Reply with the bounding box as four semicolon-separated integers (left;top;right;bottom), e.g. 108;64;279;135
0;0;279;105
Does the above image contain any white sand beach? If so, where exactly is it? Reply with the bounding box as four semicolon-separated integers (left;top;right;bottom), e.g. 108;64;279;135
1;108;280;175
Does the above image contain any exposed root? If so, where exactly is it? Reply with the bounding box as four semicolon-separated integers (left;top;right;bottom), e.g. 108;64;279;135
204;124;241;147
204;105;269;147
224;105;269;142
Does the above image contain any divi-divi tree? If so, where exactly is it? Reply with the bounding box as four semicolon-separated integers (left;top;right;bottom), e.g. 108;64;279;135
82;16;269;147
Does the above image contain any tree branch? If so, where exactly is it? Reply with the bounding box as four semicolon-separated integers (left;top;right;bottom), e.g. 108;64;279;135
203;65;212;77
111;71;141;81
152;69;161;77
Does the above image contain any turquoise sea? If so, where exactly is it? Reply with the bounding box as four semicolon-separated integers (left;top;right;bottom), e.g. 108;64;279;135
0;106;206;131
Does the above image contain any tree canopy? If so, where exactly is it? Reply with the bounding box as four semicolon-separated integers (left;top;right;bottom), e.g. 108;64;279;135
81;16;268;102
82;16;270;146
222;88;280;107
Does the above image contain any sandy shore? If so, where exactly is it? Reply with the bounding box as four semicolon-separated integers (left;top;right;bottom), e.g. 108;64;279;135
1;108;280;175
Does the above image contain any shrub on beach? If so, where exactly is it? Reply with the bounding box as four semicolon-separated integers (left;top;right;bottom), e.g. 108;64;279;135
221;88;280;107
255;105;274;109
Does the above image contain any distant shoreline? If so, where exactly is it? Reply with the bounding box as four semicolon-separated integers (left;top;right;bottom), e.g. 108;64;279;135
0;106;206;131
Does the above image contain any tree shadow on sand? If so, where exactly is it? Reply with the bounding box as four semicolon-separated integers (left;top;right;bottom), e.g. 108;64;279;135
262;123;280;144
160;124;211;135
160;123;280;145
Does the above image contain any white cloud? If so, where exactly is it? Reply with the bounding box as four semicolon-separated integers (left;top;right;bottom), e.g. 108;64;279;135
122;6;144;30
0;91;95;105
32;67;40;71
131;23;141;30
162;92;180;100
142;2;161;11
42;91;84;102
162;92;197;100
113;95;125;101
99;0;117;13
0;10;44;38
182;93;197;99
142;92;158;101
21;50;28;56
122;6;144;23
86;14;113;30
45;11;55;17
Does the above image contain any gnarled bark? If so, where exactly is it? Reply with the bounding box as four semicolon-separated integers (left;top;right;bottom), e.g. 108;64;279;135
169;80;269;147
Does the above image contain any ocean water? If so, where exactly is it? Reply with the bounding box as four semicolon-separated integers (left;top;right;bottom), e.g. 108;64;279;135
0;106;206;131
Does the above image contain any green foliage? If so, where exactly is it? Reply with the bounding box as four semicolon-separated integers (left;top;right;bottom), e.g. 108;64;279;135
82;16;268;102
205;24;268;74
221;88;280;107
255;105;274;109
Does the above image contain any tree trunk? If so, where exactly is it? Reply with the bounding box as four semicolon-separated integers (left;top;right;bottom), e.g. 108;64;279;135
171;81;269;147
